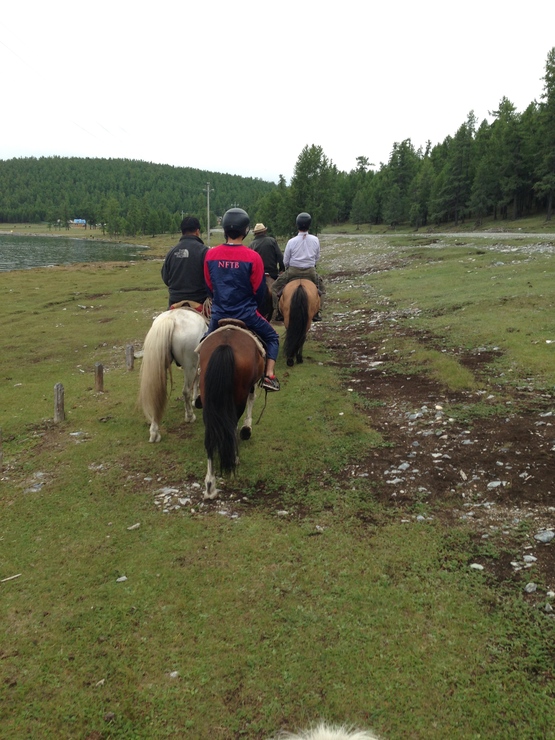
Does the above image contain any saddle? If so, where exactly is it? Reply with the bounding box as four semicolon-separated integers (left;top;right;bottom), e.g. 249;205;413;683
194;321;266;359
218;318;247;329
170;299;202;310
170;298;211;321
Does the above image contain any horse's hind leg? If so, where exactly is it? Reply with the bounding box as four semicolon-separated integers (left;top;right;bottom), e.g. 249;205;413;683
149;421;161;443
182;359;199;423
296;349;304;364
182;384;196;423
239;388;256;441
204;457;219;500
194;365;202;409
192;367;200;410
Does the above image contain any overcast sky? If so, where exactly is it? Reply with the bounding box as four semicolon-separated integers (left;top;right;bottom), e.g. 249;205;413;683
1;1;553;183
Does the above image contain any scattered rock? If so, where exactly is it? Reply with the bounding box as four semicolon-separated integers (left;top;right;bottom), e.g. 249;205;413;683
534;530;555;543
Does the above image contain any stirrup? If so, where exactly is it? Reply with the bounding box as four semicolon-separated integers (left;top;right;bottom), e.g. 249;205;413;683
260;375;280;392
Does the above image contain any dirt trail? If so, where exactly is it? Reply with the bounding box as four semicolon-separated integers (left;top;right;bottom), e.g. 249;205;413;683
312;234;555;587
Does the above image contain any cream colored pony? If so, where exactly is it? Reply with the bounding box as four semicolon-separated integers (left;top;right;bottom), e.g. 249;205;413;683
268;723;380;740
138;308;207;442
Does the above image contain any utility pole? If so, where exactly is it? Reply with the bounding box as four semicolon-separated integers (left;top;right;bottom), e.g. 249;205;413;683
205;182;214;246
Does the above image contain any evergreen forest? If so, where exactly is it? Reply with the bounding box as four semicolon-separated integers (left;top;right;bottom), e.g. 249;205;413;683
0;158;275;237
1;48;554;237
256;47;555;235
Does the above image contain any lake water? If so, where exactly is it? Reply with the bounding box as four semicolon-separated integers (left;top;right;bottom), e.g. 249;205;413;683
0;233;149;271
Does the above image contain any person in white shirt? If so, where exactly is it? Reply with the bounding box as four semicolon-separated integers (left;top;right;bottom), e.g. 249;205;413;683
271;212;324;321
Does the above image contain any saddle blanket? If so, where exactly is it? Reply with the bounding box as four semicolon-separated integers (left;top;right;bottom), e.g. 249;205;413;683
194;323;266;359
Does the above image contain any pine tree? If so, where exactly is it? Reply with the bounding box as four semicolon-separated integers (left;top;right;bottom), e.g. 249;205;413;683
535;48;555;220
434;113;476;225
289;145;337;233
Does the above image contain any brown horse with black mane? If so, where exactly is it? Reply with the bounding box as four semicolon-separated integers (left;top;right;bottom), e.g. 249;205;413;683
196;324;265;499
279;279;320;366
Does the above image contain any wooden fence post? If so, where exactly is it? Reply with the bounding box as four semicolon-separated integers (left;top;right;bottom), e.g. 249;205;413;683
126;344;135;371
95;362;104;392
54;383;65;422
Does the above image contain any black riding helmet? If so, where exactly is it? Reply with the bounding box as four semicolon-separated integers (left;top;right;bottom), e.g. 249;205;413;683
222;207;250;240
296;212;312;231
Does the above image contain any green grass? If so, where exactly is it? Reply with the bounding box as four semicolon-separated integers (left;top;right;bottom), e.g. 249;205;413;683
327;242;555;389
359;332;479;392
2;239;555;738
321;211;555;235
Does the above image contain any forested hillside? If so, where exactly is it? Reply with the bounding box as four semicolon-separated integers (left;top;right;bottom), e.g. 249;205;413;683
0;157;276;236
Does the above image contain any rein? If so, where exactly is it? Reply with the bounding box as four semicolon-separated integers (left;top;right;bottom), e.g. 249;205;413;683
255;386;269;425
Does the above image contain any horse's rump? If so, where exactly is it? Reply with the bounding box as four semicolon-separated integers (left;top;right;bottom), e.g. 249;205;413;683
280;279;320;325
280;279;320;363
196;322;266;361
198;327;264;407
138;308;206;442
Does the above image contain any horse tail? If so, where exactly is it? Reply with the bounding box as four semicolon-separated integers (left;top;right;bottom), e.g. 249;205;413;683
203;344;238;474
284;284;308;359
138;312;174;426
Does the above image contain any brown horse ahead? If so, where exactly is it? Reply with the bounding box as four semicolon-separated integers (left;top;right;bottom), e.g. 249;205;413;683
279;279;320;366
196;325;264;499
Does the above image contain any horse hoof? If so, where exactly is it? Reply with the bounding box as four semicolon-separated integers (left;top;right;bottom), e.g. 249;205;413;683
296;356;303;364
240;426;252;441
194;395;203;409
203;482;219;500
287;358;294;367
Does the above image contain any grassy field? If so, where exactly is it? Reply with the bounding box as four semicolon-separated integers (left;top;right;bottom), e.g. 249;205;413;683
321;212;555;236
1;227;555;738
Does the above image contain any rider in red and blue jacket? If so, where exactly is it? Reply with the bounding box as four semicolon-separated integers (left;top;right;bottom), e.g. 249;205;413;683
204;208;280;391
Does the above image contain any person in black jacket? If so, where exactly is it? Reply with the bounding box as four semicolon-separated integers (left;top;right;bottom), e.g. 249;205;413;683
250;223;284;279
161;216;209;309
